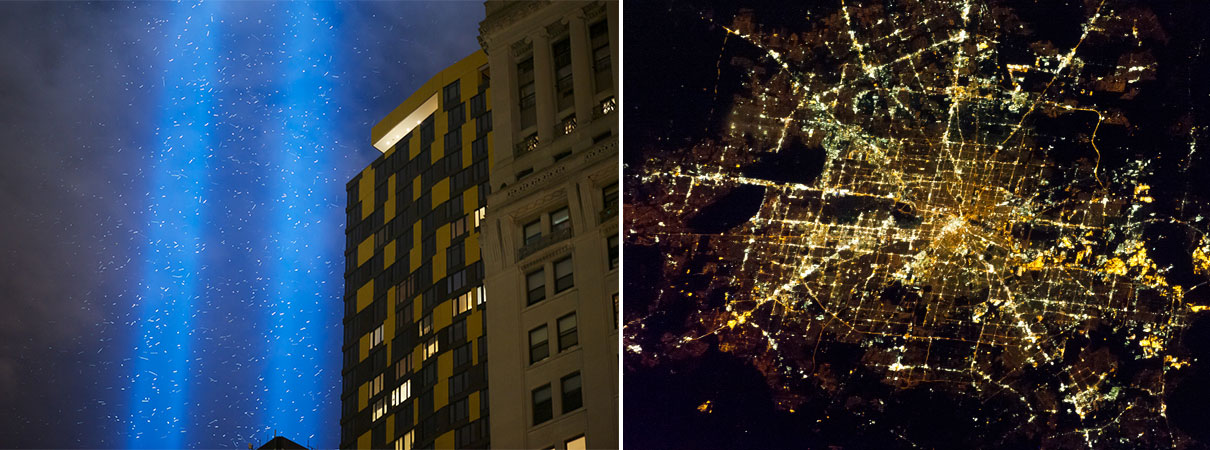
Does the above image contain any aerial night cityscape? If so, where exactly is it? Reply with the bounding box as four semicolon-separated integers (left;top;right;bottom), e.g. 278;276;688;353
626;0;1210;449
0;1;617;449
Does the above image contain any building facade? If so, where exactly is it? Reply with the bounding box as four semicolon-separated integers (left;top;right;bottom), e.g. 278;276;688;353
341;51;494;450
478;1;619;449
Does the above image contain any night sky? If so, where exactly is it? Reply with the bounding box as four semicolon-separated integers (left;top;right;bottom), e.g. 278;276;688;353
0;2;481;448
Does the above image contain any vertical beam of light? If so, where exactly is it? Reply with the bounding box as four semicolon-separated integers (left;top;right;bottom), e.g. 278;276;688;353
129;3;218;448
264;3;340;442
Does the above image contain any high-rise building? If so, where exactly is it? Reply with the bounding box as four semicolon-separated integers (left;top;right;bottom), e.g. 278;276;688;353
341;51;494;450
477;1;619;449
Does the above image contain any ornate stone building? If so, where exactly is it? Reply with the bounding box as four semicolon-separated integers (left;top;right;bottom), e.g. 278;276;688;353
477;1;619;449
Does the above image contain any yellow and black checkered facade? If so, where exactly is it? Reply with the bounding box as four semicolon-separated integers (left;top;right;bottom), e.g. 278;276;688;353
341;51;493;450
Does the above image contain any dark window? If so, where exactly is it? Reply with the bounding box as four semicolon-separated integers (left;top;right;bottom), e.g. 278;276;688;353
524;220;542;246
529;325;549;364
450;319;467;344
475;111;492;137
449;397;469;423
517;57;536;130
526;268;546;305
471;137;489;161
443;79;460;109
532;384;552;425
453;342;472;368
448;241;465;271
469;93;486;117
554;257;574;293
552;38;574;111
603;182;618;207
608;235;618;269
449;372;469;399
561;372;582;413
444;128;462;154
550;207;570;234
448;102;466;130
558;313;578;351
420;115;435;144
590;20;611;93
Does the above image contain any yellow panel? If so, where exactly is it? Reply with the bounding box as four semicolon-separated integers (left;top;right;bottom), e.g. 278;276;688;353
410;242;421;274
468;310;482;341
465;233;480;265
469;391;480;421
357;431;371;450
385;240;396;268
434;300;451;331
433;108;447;161
413;346;424;372
359;382;368;411
357;235;374;266
463;143;473;167
359;167;375;220
359;332;370;362
385;175;396;219
463;187;477;213
435;352;450;409
413;176;421;201
356;280;374;313
435;431;454;450
386;413;394;443
435;225;450;280
432;178;449;205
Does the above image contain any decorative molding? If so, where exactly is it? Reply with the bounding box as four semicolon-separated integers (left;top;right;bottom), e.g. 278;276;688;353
480;1;552;41
518;240;573;271
583;1;606;20
545;20;569;39
510;38;532;58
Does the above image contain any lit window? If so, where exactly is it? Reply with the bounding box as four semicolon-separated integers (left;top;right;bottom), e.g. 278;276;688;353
526;268;546;305
558;313;578;351
391;379;411;407
395;354;412;379
424;337;440;360
567;435;587;450
451;216;467;239
395;430;413;450
476;285;486;305
473;206;486;229
529;325;549;364
532;384;552;425
419;314;432;335
372;397;386;422
551;207;570;234
454;291;473;316
369;373;384;397
554;257;574;293
524;220;542;245
561;372;582;413
370;324;384;348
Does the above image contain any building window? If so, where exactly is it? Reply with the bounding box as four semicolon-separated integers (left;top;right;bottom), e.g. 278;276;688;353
395;353;413;379
443;79;460;108
523;219;542;245
370;373;384;397
450;216;467;239
391;379;411;407
449;397;469;423
476;285;487;305
566;435;587;450
444;128;462;152
529;325;549;364
372;397;386;422
552;38;574;111
449;372;469;399
608;235;618;269
419;314;433;335
558;313;578;351
532;384;553;425
453;342;472;367
451;319;467;344
448;241;465;271
473;206;486;229
554;257;574;293
371;324;384;348
395;430;414;450
603;182;618;208
526;268;546;305
613;293;619;329
561;372;583;413
476;111;493;137
454;291;473;316
550;207;570;234
424;337;440;360
590;19;611;93
517;57;536;130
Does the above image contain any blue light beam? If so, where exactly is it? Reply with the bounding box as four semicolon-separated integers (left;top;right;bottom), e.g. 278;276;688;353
129;3;219;448
264;3;340;442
